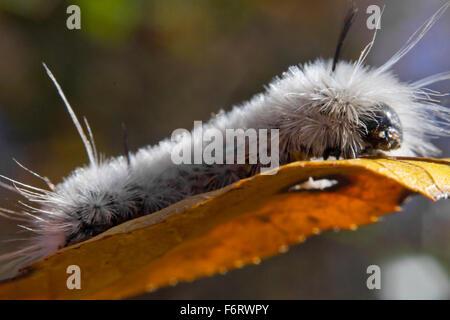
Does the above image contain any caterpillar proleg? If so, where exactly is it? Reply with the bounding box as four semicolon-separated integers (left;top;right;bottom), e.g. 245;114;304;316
0;3;449;278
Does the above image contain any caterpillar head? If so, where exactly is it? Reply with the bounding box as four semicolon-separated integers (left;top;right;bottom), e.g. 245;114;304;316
269;57;448;160
270;4;449;160
362;103;403;152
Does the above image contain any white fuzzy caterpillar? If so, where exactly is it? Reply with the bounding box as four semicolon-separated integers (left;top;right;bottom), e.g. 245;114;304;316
1;3;450;277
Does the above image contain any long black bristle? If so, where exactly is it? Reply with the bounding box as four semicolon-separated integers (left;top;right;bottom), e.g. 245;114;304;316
332;5;358;72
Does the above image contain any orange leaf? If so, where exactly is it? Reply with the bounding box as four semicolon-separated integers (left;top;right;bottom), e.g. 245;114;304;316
0;158;448;299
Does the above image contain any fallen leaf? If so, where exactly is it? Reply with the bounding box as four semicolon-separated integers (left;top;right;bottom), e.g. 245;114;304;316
0;158;448;299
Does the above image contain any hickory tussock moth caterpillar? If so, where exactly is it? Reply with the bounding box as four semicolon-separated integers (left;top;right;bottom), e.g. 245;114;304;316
1;3;449;278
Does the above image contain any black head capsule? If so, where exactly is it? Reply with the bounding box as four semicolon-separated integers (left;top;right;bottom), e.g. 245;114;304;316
363;104;403;151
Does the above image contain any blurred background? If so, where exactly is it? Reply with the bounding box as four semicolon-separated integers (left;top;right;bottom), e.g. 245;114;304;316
0;0;448;299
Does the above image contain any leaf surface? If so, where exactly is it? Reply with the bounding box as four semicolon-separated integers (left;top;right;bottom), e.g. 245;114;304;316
0;158;448;299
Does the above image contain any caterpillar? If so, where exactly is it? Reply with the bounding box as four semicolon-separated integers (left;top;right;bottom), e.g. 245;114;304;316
1;3;449;278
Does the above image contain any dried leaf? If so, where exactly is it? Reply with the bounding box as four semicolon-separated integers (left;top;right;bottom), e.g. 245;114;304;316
0;158;448;299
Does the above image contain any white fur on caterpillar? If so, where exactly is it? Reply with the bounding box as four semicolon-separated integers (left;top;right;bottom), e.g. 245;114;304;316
1;3;449;277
